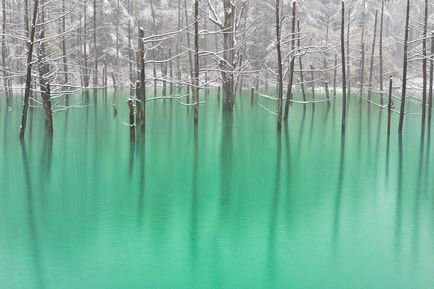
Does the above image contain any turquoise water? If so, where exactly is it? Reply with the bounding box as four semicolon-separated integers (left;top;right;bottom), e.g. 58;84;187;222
1;90;434;288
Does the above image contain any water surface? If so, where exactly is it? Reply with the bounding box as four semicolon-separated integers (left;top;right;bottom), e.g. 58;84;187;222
1;90;434;289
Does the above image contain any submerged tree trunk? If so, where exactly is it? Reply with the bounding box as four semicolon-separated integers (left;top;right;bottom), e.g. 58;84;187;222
19;0;39;139
341;0;347;133
398;0;410;134
221;0;236;112
128;99;135;142
387;77;393;135
275;0;283;130
367;10;378;102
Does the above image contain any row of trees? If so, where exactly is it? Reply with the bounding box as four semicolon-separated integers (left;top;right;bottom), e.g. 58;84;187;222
0;0;432;138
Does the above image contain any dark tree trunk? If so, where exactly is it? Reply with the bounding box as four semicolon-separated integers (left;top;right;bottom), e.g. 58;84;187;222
346;6;351;97
128;99;135;142
93;0;98;92
359;0;365;97
61;0;69;106
341;0;347;133
283;1;296;121
387;77;393;135
310;63;315;101
2;0;10;104
83;3;89;101
367;10;378;102
275;0;283;130
379;0;384;104
421;0;428;125
297;20;306;102
221;0;236;112
429;32;434;123
398;0;410;134
19;0;39;139
333;53;337;97
193;0;199;124
138;27;145;129
184;0;193;103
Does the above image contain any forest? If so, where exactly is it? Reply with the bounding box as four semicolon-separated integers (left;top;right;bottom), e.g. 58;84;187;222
1;0;434;288
0;0;432;137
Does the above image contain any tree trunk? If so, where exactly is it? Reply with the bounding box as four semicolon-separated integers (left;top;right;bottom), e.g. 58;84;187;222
283;0;296;121
398;0;410;134
128;99;135;142
193;0;199;124
387;77;393;135
367;10;378;102
2;0;10;104
276;0;283;130
221;0;236;112
138;27;145;129
429;32;434;123
184;0;193;103
62;0;69;106
310;63;315;101
379;0;384;104
359;0;365;97
341;0;347;133
346;6;351;97
421;0;428;125
333;53;337;97
93;0;98;92
297;20;306;102
19;0;39;139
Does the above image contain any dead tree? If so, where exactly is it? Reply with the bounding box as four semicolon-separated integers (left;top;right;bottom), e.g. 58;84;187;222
341;0;347;133
297;20;306;102
333;53;337;96
283;0;296;121
19;0;39;139
276;0;283;130
193;0;199;124
184;0;193;101
93;0;98;93
429;32;434;122
367;10;378;102
379;0;384;104
137;27;145;129
421;0;428;124
398;0;410;134
2;0;10;104
359;0;365;97
61;0;69;106
310;63;315;101
221;0;236;112
38;28;53;134
346;6;351;97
